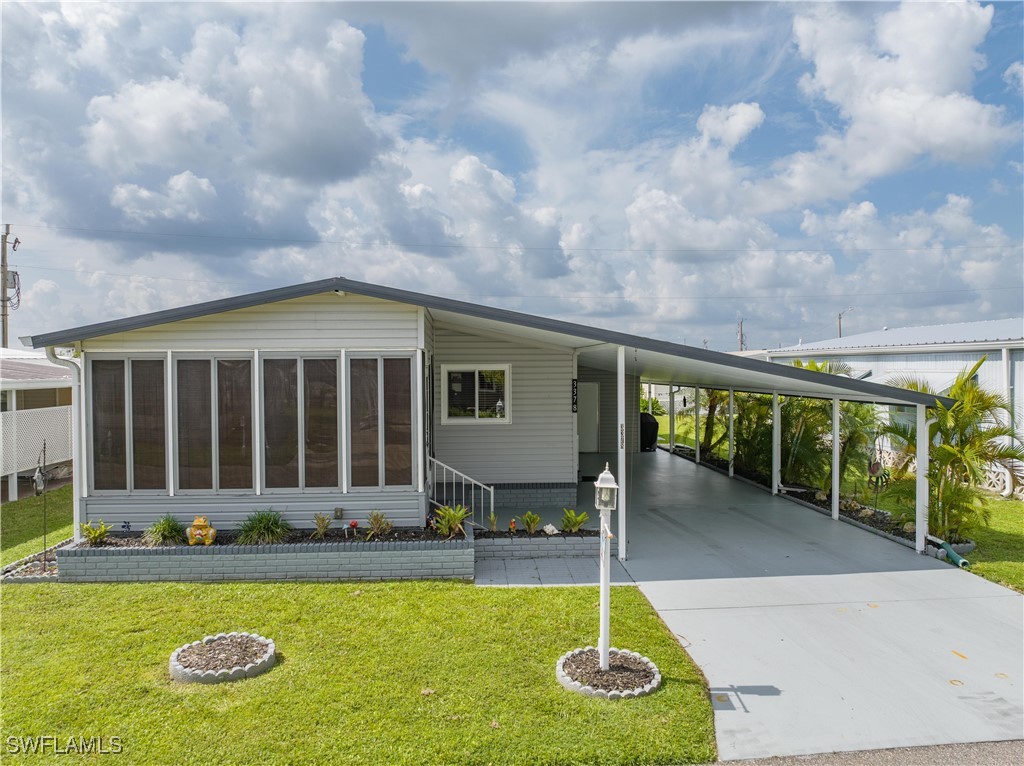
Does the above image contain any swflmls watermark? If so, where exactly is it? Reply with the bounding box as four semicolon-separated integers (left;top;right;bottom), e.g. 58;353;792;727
5;735;123;755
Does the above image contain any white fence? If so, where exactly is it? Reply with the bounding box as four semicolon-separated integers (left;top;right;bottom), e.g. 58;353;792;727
0;406;73;476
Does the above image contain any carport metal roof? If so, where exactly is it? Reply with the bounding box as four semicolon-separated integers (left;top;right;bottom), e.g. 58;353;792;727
29;276;951;408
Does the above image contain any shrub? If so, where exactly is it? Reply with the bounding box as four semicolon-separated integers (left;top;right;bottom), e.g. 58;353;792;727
365;510;394;541
521;511;541;535
143;514;186;546
310;512;332;540
560;508;590;533
488;508;498;533
80;520;112;545
434;504;470;539
237;510;292;545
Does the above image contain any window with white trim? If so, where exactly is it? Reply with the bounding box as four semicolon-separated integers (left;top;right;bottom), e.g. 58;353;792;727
441;365;509;423
262;357;340;490
89;358;167;492
176;358;253;492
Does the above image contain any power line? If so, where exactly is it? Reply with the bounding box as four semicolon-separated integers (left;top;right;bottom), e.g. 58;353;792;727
14;222;1023;255
11;261;1023;302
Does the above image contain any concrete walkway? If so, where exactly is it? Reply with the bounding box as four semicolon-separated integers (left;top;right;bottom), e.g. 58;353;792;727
607;450;1023;760
474;555;633;587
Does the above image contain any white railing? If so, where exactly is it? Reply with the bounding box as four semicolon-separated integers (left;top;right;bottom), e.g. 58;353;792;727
1;405;73;477
427;456;495;527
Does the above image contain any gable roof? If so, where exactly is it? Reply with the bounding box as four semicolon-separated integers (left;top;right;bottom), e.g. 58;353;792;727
29;276;951;407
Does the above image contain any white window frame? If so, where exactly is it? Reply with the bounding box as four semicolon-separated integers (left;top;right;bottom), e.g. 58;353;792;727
85;354;168;496
440;364;511;425
172;354;256;495
259;354;343;494
346;352;418;491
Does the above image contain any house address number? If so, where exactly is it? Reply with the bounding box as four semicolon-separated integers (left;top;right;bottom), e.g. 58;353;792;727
572;378;578;413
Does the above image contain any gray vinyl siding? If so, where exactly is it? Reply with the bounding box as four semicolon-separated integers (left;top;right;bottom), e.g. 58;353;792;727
432;326;575;483
80;294;420;352
81;491;426;530
577;365;640;453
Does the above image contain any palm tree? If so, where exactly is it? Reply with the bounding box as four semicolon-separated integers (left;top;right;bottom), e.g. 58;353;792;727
883;358;1024;541
782;360;879;491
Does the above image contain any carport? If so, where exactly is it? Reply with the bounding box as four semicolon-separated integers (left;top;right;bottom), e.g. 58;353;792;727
578;449;1024;760
574;340;948;559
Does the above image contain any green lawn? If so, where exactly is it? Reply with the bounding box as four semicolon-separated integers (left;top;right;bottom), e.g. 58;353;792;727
0;582;716;765
965;497;1024;593
0;484;74;568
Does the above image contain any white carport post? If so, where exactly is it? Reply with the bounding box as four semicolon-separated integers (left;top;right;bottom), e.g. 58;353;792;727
831;397;840;520
915;404;929;553
669;387;676;451
771;392;781;495
694;386;701;463
617;345;627;562
727;388;735;477
5;391;17;502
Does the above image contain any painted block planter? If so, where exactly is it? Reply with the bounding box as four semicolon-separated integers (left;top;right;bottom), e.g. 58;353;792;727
474;533;602;559
57;528;474;583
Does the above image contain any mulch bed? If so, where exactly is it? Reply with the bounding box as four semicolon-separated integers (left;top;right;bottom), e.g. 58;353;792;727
789;489;918;543
475;529;599;540
80;527;457;548
177;635;267;672
562;649;655;692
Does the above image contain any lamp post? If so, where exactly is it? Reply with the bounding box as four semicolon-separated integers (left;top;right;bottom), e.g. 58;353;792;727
594;463;619;671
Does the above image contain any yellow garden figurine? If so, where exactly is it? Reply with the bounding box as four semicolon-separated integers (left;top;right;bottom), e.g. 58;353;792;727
187;516;216;546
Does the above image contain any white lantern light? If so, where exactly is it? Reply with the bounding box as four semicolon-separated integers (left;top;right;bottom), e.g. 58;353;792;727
594;463;618;512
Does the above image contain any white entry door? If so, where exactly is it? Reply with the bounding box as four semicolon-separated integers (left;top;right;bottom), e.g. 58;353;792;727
577;382;600;452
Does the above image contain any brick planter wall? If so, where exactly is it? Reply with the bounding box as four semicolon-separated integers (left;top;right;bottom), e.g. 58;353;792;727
475;534;600;559
57;530;474;583
491;483;579;517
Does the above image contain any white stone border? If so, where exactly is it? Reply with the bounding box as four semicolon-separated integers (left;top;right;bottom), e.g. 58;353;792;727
169;632;275;684
0;537;73;584
556;647;661;700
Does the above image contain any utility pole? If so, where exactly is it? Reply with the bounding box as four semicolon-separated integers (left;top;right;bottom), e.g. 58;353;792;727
737;318;746;351
1;224;10;348
837;307;854;338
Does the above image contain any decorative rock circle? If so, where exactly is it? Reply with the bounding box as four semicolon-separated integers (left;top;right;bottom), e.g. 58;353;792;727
169;632;275;684
556;647;661;699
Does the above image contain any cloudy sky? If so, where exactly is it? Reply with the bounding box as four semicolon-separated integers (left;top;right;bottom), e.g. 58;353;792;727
3;1;1022;351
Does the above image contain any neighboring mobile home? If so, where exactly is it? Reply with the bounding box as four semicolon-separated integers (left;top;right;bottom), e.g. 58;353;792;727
766;318;1024;444
0;347;73;502
29;277;947;558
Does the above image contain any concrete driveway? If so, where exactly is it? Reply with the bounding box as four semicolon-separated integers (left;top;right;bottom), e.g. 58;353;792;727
601;450;1024;761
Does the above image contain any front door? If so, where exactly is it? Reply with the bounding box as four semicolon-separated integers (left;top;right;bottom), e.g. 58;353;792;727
577;382;600;452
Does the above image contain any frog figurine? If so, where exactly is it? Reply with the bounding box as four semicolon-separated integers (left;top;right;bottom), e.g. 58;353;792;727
187;516;217;546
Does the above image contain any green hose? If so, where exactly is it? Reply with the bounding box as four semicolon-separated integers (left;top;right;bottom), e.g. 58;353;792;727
939;541;970;569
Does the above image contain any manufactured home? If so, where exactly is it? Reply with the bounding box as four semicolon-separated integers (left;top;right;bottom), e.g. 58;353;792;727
29;277;947;558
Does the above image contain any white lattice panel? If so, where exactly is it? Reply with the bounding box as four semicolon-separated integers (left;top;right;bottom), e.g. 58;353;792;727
0;406;72;476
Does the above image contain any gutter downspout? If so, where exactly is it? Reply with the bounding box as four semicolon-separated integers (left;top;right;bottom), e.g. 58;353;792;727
46;346;83;543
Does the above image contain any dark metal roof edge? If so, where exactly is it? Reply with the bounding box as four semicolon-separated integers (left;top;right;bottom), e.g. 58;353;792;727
31;275;951;407
29;277;343;348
